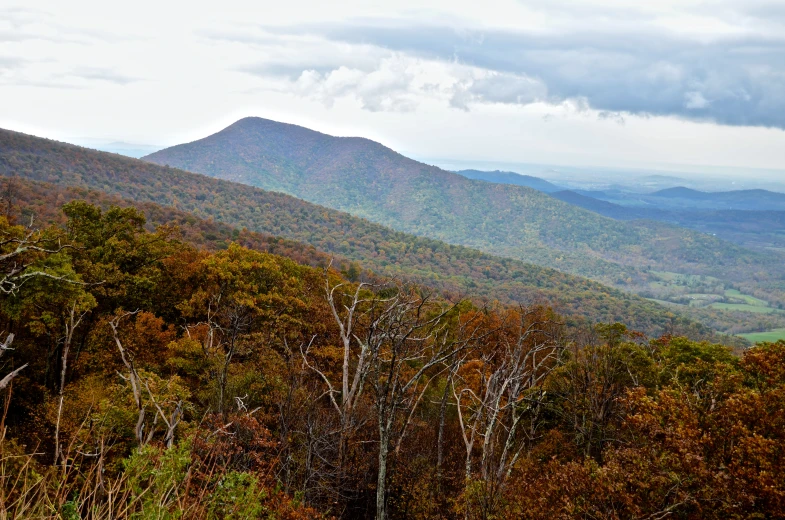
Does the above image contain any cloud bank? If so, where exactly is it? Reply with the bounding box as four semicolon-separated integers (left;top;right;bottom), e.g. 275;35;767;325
221;1;785;129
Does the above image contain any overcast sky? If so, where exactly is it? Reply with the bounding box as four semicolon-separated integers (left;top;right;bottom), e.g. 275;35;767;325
2;0;785;173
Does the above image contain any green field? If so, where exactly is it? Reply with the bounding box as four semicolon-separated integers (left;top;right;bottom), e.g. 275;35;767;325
739;329;785;343
724;289;768;307
648;281;785;317
711;303;781;314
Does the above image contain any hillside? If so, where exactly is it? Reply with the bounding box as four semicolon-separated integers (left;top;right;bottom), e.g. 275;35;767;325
0;127;724;338
453;169;562;192
143;118;784;302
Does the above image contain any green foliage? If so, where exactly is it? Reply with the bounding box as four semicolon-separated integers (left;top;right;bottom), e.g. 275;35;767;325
207;471;268;520
658;336;736;366
124;443;192;519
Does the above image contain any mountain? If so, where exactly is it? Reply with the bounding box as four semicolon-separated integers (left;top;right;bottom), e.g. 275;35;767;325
76;140;162;158
652;187;714;200
549;190;657;220
453;169;561;192
143;117;785;306
650;187;785;210
0;127;720;337
550;190;785;250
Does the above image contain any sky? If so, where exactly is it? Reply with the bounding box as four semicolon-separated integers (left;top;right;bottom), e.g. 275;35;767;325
2;0;785;175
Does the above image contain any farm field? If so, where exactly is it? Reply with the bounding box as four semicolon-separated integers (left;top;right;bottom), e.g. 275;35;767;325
711;303;781;314
739;328;785;343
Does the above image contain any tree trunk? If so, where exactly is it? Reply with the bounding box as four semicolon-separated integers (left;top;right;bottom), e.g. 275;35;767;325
436;377;451;491
376;428;389;520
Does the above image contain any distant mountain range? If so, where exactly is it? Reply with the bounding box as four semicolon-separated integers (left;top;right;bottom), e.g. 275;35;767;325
437;168;785;250
550;190;785;250
77;140;162;158
143;117;784;303
453;169;562;192
649;187;785;210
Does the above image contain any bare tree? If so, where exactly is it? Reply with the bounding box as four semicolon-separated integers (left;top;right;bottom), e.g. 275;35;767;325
452;308;562;518
185;282;255;416
144;379;183;448
300;272;376;479
54;302;90;465
110;311;185;448
109;311;149;446
0;223;84;393
303;272;480;520
360;286;476;520
0;334;25;391
0;223;80;295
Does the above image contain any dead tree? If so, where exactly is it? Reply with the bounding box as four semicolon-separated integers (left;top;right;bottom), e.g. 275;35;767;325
361;286;476;520
0;334;25;391
54;302;90;465
109;311;151;446
300;272;376;480
144;379;183;448
185;283;254;416
110;311;185;448
0;224;79;295
452;308;562;518
0;223;83;392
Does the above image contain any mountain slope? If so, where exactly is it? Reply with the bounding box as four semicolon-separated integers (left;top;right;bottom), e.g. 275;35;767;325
143;117;784;301
454;169;562;192
0;127;716;337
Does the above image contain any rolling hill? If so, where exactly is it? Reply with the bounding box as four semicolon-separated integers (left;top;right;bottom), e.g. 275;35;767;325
143;117;785;305
0;126;721;338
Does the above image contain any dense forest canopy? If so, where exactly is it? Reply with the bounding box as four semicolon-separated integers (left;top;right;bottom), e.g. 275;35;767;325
1;201;784;519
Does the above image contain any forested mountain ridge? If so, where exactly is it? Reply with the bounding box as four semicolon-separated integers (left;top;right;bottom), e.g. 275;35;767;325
0;128;723;338
651;186;785;209
142;117;785;304
551;189;785;250
453;169;562;192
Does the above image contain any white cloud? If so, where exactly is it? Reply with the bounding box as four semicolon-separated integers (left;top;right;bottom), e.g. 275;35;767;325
288;57;418;111
450;72;548;110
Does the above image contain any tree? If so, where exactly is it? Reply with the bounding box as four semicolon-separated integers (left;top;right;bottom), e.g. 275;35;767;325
0;215;84;393
0;334;23;391
452;307;561;518
548;324;655;461
361;286;472;520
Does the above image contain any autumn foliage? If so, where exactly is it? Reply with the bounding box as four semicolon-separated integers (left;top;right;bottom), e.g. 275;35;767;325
0;202;783;519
